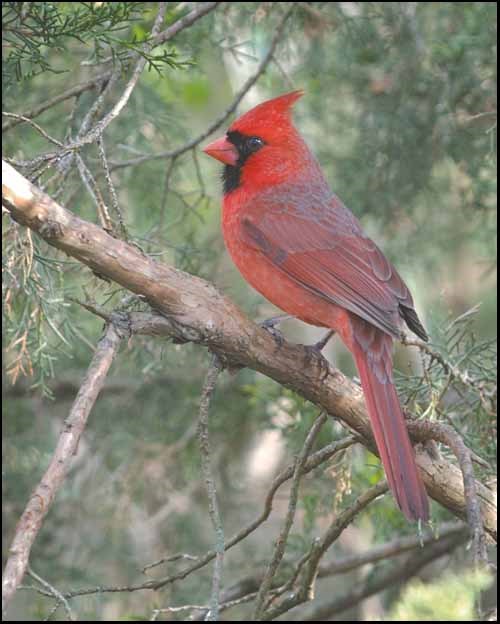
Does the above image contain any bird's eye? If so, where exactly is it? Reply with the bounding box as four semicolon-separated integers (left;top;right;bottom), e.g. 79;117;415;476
247;136;264;152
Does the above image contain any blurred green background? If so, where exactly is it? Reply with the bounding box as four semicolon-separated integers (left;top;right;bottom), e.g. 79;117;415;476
2;2;497;620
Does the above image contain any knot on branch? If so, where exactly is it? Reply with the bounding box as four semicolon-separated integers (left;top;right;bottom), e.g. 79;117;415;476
39;219;65;240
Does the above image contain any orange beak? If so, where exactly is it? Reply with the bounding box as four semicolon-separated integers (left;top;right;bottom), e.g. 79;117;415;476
203;136;239;166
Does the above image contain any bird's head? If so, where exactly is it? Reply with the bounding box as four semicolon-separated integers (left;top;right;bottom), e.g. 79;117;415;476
203;91;313;195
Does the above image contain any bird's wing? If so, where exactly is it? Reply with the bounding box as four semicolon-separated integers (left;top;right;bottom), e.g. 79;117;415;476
239;190;425;340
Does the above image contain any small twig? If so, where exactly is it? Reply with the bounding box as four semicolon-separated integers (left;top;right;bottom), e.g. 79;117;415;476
1;112;64;147
401;334;485;393
262;482;389;620
152;590;257;621
2;323;125;615
191;148;206;196
319;520;467;576
198;354;225;621
142;553;198;574
67;297;112;323
300;532;468;621
97;137;128;239
272;56;296;90
204;521;467;614
409;420;488;567
27;567;76;621
253;412;327;619
158;156;177;230
75;154;113;230
76;71;121;141
462;110;497;124
75;3;168;147
152;2;220;47
2;72;112;132
109;7;295;172
30;435;355;602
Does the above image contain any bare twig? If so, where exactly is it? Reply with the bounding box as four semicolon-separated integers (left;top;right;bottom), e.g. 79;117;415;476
318;520;468;576
19;433;355;603
135;434;355;594
151;590;257;621
200;521;467;615
153;2;220;47
75;70;121;141
262;481;389;620
27;568;76;622
2;72;112;132
2;323;125;614
97;137;128;239
408;420;488;567
142;553;198;574
253;412;328;619
158;156;177;230
109;7;295;172
402;333;490;399
197;354;225;621
1;112;65;147
299;532;468;621
75;3;168;148
75;154;113;230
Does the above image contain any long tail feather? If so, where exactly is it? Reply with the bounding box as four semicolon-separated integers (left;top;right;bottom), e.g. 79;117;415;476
351;329;429;521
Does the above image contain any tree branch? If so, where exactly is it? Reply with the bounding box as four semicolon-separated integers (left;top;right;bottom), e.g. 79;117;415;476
1;71;113;132
197;354;225;621
262;482;389;620
2;321;126;614
253;412;328;619
408;420;489;567
298;532;468;621
200;520;468;615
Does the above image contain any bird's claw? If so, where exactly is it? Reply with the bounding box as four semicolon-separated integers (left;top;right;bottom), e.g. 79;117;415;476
302;344;330;381
302;330;336;381
312;329;335;352
259;314;292;347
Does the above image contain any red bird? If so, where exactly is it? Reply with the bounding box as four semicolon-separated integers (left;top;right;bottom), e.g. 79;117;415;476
203;91;429;521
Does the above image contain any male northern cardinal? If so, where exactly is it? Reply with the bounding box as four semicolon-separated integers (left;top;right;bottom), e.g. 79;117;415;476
203;91;429;521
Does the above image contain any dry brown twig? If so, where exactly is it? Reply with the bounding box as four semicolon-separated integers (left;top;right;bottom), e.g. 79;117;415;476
13;407;356;604
261;481;390;620
1;112;65;147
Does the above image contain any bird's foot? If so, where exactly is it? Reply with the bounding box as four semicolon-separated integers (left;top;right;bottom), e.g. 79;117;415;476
311;329;336;353
302;330;336;381
259;314;293;347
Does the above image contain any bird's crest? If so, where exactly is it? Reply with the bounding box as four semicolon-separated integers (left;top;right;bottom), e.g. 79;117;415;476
230;90;304;137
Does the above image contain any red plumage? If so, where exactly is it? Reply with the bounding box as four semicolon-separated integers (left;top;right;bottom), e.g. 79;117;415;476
203;91;429;521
